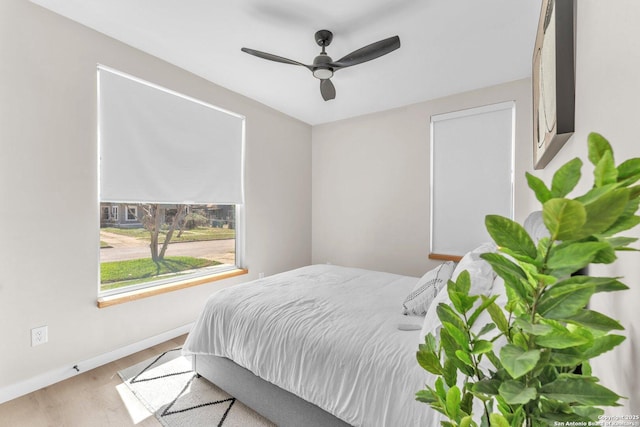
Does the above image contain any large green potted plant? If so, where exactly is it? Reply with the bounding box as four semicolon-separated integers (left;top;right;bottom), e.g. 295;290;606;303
417;133;640;426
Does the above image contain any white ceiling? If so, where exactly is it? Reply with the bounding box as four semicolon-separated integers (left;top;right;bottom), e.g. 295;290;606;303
30;0;542;125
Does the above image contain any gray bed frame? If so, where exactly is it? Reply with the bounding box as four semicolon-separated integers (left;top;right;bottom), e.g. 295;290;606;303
192;354;352;427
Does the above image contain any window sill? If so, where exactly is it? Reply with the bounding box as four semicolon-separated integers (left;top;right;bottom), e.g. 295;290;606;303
428;253;463;262
96;268;248;308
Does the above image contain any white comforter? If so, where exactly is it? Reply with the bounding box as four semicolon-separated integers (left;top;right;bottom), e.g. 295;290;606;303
183;264;441;427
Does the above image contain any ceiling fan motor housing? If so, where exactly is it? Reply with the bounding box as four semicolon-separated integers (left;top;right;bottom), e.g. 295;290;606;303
312;54;333;79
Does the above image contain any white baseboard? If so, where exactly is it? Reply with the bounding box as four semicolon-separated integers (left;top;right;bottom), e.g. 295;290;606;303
0;323;193;405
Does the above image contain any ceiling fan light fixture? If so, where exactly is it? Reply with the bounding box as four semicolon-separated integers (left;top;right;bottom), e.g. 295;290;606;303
241;30;400;100
313;68;333;80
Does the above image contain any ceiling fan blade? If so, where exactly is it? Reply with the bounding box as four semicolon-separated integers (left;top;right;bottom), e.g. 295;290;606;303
241;47;312;70
331;35;400;69
320;79;336;101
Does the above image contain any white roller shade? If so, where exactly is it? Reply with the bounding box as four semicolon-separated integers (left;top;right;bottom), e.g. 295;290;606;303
98;66;245;204
430;101;514;257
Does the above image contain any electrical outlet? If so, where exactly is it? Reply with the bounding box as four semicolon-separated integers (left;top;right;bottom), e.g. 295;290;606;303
31;326;48;347
258;272;265;279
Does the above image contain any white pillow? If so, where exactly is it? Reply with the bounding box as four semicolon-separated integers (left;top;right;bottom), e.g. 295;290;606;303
418;272;456;343
402;261;456;316
419;242;498;344
451;241;498;296
523;211;550;244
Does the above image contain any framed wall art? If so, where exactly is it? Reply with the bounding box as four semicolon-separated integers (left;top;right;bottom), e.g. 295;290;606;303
532;0;575;169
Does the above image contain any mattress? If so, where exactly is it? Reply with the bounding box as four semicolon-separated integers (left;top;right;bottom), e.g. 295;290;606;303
182;264;441;427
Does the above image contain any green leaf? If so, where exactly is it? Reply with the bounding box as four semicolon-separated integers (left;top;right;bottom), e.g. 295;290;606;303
500;345;541;379
451;269;472;294
423;332;438;352
592;243;617;264
554;275;629;293
489;413;510;427
623;191;640;215
580;188;630;236
543;198;587;241
512;331;528;349
416;389;438;404
472;340;492;355
617;158;640;178
485;215;537;259
472;379;501;396
510;408;527;427
440;328;458;358
487;301;509;336
498;380;537;405
476;322;497;337
435;377;447;401
574;406;605;421
546;241;610;276
446;386;461;420
417;347;443;375
566;309;624;331
617;157;640;186
604;214;640;236
455;350;474;367
513;317;553;335
480;253;531;301
534;322;591;349
540;376;621;406
537;283;594;319
551;157;583;198
449;290;478;315
594;150;618;187
437;303;466;331
629;184;640;200
526;172;552;203
593;277;630;292
549;347;584;367
535;331;590;349
575;184;617;205
460;392;474;417
460;416;473;427
443;358;458;388
580;334;626;360
443;321;470;350
605;236;639;249
587;132;613;166
468;295;498;328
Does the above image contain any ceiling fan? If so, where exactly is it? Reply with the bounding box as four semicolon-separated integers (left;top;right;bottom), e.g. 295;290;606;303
241;30;401;101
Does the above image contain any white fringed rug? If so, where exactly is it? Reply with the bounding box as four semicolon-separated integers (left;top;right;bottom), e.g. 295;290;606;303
118;348;274;427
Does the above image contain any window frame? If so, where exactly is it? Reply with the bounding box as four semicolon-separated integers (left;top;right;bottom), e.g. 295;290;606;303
96;66;246;300
125;205;138;222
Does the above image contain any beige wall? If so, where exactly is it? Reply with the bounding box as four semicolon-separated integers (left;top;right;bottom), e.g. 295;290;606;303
536;0;640;413
2;0;638;415
0;0;311;391
312;78;535;277
313;0;640;413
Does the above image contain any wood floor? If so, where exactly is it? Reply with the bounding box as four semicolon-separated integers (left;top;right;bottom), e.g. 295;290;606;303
0;334;187;427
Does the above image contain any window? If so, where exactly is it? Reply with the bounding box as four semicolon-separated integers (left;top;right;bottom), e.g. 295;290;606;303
98;66;245;295
430;101;514;259
99;203;238;293
126;205;138;222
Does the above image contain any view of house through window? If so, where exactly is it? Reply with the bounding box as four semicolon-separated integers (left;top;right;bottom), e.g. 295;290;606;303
99;203;236;292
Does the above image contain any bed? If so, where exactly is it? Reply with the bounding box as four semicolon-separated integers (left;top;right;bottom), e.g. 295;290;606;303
182;246;501;427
